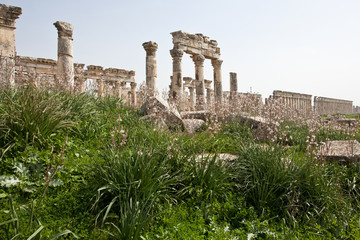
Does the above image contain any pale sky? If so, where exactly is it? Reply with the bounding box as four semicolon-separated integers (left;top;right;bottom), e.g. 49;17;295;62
3;0;360;105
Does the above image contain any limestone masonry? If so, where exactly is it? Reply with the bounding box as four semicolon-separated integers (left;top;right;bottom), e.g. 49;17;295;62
0;3;358;115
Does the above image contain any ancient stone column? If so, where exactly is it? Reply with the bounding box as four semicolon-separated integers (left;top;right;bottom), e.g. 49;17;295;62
170;49;184;102
142;41;158;95
211;59;223;105
188;82;195;111
131;82;137;107
97;78;104;97
54;21;74;91
114;81;122;98
74;63;85;93
192;54;206;110
120;82;126;99
205;79;212;106
0;4;22;87
229;72;237;103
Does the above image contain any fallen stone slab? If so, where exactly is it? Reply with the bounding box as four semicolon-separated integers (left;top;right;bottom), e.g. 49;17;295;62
195;153;238;163
181;110;211;121
140;95;182;128
318;140;360;163
183;119;205;134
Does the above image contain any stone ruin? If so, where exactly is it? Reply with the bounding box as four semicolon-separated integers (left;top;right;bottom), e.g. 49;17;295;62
314;96;353;115
1;3;359;127
0;4;137;106
265;90;354;116
169;31;223;110
266;90;313;116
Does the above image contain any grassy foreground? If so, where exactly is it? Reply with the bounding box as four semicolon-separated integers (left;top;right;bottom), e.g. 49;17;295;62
1;87;360;239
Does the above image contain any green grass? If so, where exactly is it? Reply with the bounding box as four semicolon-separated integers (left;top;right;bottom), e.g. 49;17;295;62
1;87;360;239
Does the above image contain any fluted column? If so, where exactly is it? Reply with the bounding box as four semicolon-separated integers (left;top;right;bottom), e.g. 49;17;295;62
170;49;184;103
192;54;206;110
0;4;22;87
54;21;74;91
131;82;137;107
142;41;158;95
211;59;223;105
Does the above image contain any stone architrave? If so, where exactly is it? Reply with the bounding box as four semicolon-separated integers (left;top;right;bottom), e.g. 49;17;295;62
230;72;237;103
54;21;74;91
212;59;223;105
131;82;137;107
170;49;184;104
192;54;206;110
0;4;22;87
142;41;158;94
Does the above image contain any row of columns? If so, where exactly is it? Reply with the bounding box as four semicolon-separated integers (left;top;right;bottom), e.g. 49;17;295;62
168;50;223;111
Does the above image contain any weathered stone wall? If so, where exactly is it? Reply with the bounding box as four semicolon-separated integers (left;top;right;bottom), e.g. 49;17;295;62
270;90;313;115
314;96;353;115
1;4;137;107
353;106;360;114
13;56;136;105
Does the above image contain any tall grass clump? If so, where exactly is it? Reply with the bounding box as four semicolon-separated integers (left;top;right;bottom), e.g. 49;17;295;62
234;144;347;227
0;86;74;153
89;147;176;240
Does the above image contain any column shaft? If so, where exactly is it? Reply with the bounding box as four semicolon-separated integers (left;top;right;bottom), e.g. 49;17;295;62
54;21;74;91
212;59;223;105
192;54;206;110
0;4;22;87
142;41;158;95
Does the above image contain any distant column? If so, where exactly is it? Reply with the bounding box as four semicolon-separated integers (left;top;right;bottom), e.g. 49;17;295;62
142;41;158;95
170;49;184;103
115;81;122;98
230;72;237;103
205;79;212;106
74;63;85;93
192;54;206;110
54;21;74;91
97;78;104;97
189;84;195;111
0;4;22;87
212;59;223;105
131;82;137;107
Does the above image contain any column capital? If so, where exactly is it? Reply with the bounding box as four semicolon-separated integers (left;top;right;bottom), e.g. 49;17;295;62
142;41;158;56
170;48;183;59
192;54;205;66
130;82;137;89
211;59;223;69
0;4;22;29
54;21;73;38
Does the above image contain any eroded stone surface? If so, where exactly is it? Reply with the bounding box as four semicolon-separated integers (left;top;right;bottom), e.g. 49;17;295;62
140;95;182;128
183;119;205;134
181;110;211;121
318;140;360;162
